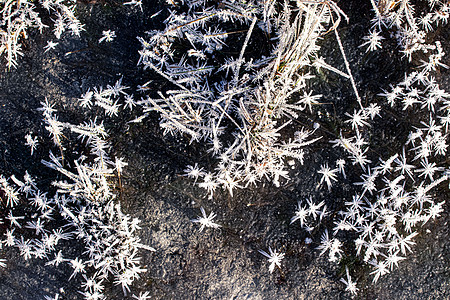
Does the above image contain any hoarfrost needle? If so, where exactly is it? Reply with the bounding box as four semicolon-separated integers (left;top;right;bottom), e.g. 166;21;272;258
258;247;285;273
99;30;116;43
191;207;221;231
25;134;38;155
340;266;358;295
44;41;59;53
317;164;339;191
360;29;384;52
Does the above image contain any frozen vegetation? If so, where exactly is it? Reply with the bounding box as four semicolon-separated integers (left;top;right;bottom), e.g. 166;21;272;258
0;0;449;299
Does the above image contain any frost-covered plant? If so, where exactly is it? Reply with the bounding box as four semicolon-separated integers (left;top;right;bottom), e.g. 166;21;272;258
1;0;449;297
135;0;354;196
0;0;84;68
0;80;153;298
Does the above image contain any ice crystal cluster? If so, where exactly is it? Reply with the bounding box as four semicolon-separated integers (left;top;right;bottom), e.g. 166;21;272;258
0;0;449;298
306;0;449;293
368;0;449;59
0;81;153;299
0;0;83;68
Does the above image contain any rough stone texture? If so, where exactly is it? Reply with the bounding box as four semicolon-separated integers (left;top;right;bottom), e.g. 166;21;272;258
0;0;449;299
